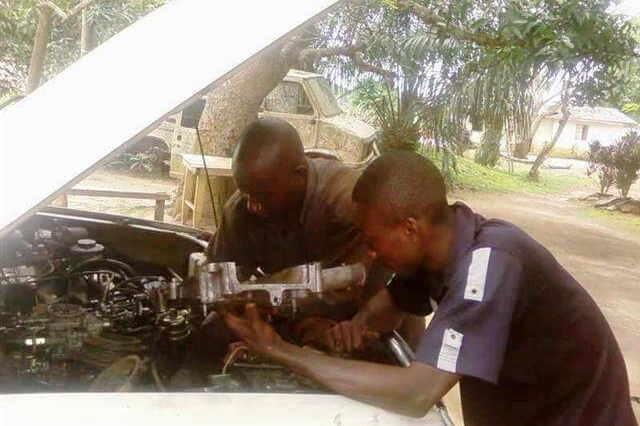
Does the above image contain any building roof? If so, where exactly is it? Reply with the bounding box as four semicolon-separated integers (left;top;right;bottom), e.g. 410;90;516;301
547;106;638;126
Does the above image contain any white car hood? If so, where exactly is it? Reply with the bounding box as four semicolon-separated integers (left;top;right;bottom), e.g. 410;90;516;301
0;0;340;238
0;393;444;426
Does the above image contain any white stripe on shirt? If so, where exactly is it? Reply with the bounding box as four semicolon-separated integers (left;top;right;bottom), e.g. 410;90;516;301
437;328;464;372
464;247;492;302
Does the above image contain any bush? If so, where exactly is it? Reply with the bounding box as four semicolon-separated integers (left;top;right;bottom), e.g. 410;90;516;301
586;140;616;195
612;131;640;198
587;132;640;197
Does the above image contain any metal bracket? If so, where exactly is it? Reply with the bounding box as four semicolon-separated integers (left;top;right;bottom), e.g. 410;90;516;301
199;262;365;306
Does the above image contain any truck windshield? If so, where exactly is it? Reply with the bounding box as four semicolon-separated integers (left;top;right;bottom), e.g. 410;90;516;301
307;77;343;118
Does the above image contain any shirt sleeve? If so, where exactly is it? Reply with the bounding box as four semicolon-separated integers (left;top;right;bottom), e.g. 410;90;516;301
413;247;522;384
206;193;256;268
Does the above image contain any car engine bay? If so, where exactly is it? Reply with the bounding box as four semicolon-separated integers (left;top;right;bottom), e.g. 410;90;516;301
0;209;407;394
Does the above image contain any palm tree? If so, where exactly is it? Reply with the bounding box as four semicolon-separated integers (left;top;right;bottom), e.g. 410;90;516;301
309;0;635;178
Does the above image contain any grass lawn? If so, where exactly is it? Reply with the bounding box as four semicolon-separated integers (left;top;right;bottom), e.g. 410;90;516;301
425;152;640;236
428;153;591;195
582;206;640;236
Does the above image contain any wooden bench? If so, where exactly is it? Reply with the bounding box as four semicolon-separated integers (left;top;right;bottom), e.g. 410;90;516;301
180;154;232;228
65;188;171;221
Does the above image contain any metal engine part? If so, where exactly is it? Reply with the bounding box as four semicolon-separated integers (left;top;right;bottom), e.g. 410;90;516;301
197;261;366;308
206;342;322;393
0;226;189;390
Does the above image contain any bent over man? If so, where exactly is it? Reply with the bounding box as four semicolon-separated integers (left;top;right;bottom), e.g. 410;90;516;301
224;151;637;426
208;117;425;347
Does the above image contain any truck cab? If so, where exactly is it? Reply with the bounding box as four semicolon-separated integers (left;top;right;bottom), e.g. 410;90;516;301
156;70;377;178
259;69;377;166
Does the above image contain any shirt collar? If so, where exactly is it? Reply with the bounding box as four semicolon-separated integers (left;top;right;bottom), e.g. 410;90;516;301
299;157;317;223
444;201;483;279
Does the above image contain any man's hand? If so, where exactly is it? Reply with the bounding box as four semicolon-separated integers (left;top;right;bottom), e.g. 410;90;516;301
323;319;367;353
222;303;282;355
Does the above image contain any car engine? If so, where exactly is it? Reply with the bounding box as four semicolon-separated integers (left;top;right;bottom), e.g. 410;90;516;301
0;212;403;393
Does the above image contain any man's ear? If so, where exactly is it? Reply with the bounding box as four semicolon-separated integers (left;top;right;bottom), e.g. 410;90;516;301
291;164;308;187
403;217;420;239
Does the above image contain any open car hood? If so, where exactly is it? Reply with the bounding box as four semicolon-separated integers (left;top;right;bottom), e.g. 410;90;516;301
0;0;341;238
1;393;445;426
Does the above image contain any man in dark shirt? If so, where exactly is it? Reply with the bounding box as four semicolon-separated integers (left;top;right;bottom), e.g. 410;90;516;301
223;151;637;425
207;118;364;277
208;117;424;347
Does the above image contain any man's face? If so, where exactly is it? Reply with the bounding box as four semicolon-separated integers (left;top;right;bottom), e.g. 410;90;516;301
356;203;424;278
234;160;305;222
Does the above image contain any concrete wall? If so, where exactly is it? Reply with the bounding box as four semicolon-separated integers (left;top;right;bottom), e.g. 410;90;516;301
532;118;635;153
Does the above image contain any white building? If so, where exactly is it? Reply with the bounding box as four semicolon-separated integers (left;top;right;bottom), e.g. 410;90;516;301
532;106;638;154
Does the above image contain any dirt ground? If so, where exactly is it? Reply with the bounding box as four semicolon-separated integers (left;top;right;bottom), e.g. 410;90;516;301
68;169;182;222
447;189;640;424
72;167;640;422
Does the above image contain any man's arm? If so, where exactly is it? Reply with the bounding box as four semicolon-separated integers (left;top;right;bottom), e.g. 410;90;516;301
323;287;406;352
353;286;406;332
206;208;236;262
224;304;460;418
206;193;261;279
273;341;459;418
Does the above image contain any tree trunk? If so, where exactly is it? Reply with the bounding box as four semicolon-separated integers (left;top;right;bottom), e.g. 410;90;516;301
475;121;502;167
80;8;95;56
528;100;570;181
512;138;530;159
513;115;542;159
513;99;565;159
26;5;52;93
172;41;297;230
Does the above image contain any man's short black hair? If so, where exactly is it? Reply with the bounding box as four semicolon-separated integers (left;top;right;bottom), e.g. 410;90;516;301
234;117;304;170
352;151;447;224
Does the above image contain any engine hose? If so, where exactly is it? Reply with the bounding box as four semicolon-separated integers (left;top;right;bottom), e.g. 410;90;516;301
150;333;166;391
69;258;137;277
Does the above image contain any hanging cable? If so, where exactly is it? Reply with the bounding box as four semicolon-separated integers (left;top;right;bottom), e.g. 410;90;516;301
195;126;219;225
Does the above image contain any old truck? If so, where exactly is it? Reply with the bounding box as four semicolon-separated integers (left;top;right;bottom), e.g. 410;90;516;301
143;69;377;178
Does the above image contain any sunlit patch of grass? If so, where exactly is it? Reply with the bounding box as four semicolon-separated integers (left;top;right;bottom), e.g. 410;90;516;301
582;207;640;237
425;152;589;195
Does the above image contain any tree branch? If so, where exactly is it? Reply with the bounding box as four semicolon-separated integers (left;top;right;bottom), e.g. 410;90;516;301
40;0;102;24
395;0;509;48
38;1;67;21
350;52;396;80
62;0;101;24
298;44;396;80
298;44;363;62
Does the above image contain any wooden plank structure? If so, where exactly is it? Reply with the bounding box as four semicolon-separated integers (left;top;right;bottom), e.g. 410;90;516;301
66;188;170;221
180;154;232;228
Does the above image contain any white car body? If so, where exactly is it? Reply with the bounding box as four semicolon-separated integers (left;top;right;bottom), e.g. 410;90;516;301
0;1;452;424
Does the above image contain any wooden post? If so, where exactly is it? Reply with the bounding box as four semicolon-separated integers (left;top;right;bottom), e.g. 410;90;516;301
154;199;165;221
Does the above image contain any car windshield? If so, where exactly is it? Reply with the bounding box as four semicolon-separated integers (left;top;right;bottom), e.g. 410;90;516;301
307;77;343;118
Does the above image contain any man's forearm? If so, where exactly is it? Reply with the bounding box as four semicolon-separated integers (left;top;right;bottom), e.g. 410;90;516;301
268;340;453;418
354;287;406;332
222;303;459;418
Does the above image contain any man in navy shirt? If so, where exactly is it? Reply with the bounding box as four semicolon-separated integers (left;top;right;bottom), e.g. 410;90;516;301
223;151;637;425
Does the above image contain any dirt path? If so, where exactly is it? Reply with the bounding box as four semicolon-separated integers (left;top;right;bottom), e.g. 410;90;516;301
452;189;640;397
68;169;181;222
